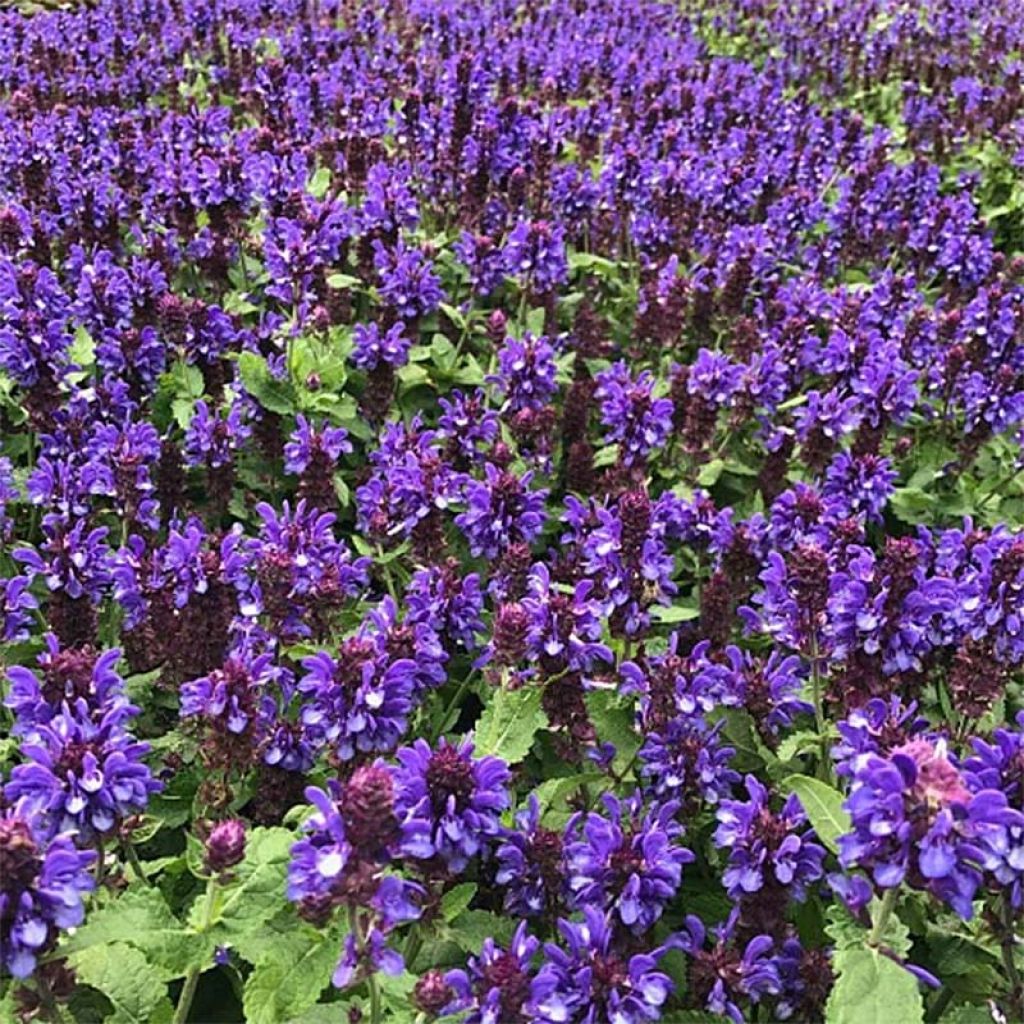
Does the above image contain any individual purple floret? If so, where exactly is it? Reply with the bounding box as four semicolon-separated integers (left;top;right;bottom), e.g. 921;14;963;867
0;575;38;642
394;738;510;872
962;712;1024;909
0;801;95;978
0;455;20;543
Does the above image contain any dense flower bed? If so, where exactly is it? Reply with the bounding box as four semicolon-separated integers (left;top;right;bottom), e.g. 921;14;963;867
1;0;1023;1021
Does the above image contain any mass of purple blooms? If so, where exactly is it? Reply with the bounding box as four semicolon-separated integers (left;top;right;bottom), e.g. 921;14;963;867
1;0;1024;1021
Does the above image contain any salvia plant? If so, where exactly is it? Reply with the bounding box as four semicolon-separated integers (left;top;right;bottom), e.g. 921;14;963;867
0;0;1023;1022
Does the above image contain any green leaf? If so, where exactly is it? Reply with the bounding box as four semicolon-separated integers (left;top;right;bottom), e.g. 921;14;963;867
825;947;924;1024
825;900;911;958
890;486;938;525
474;685;547;764
785;773;850;855
397;362;430;389
585;689;640;774
307;166;332;199
447;910;516;953
438;302;467;329
206;827;293;938
697;458;725;487
567;251;619;276
441;883;478;922
242;929;338;1024
776;729;823;762
525;306;547;334
650;604;700;624
69;326;96;371
939;1006;1000;1023
71;943;169;1024
237;351;297;415
532;773;596;813
58;887;208;981
326;272;361;289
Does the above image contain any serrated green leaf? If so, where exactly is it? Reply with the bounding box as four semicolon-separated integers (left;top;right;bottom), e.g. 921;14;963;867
237;351;297;415
71;943;168;1024
777;729;823;762
825;899;911;958
474;685;547;764
242;929;338;1024
890;486;938;525
58;887;208;981
441;883;478;922
533;773;595;813
825;947;924;1024
785;773;850;855
206;826;293;937
447;910;516;953
585;689;639;774
939;1005;999;1023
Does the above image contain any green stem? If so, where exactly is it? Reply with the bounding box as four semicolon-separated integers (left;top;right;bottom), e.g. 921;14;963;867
925;986;953;1023
1000;895;1024;1020
403;927;423;973
93;836;106;885
368;972;382;1024
434;668;474;741
173;879;218;1024
121;838;150;885
868;887;899;948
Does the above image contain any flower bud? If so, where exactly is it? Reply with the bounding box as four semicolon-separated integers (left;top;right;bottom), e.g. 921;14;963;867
204;819;246;873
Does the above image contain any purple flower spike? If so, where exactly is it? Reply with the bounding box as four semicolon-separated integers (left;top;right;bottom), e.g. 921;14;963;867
0;802;94;978
394;738;510;872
